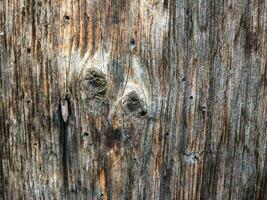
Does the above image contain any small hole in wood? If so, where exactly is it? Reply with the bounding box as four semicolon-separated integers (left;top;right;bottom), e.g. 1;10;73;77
186;9;190;15
130;38;136;51
190;96;193;100
27;48;31;53
65;93;71;101
164;132;169;139
140;110;147;116
130;38;135;46
202;106;207;112
64;15;70;20
84;132;89;136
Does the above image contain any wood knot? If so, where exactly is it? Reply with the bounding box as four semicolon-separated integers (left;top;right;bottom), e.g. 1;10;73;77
122;90;147;117
84;68;108;95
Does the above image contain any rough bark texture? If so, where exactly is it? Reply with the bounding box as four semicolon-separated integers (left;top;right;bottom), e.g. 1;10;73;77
0;0;267;199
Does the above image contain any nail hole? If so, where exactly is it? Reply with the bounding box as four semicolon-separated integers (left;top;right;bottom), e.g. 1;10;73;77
130;38;135;46
140;110;147;116
64;15;70;20
130;38;136;51
164;132;169;139
84;132;89;136
190;96;193;99
186;9;190;15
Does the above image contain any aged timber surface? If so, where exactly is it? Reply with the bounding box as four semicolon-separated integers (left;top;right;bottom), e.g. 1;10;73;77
0;0;266;199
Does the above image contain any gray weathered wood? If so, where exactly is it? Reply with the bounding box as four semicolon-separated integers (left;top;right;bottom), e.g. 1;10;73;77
0;0;266;199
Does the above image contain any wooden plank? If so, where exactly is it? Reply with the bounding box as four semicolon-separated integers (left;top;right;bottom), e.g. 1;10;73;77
0;0;266;199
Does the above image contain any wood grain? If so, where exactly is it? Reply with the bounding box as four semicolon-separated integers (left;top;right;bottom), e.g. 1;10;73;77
0;0;266;199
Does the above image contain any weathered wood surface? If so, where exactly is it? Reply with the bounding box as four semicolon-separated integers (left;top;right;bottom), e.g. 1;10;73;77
0;0;267;199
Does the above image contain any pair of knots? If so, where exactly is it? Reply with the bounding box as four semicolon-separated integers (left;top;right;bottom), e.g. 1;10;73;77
84;67;148;117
